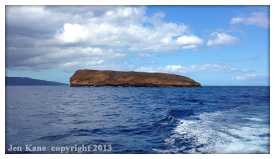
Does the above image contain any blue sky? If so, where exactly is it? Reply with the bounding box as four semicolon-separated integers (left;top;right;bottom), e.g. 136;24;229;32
5;5;270;85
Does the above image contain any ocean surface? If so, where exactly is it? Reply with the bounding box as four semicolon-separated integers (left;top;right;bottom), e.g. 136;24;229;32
5;86;270;154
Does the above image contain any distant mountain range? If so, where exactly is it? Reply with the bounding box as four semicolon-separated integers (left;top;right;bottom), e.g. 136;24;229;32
5;76;68;86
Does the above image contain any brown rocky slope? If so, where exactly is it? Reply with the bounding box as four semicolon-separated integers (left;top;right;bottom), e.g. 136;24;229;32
70;70;201;87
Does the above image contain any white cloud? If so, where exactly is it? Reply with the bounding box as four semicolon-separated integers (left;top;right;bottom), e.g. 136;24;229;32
176;35;203;50
161;37;172;44
136;67;155;73
231;12;269;28
56;23;89;43
162;65;183;72
53;7;196;51
231;17;244;24
182;45;197;50
207;32;239;47
61;61;79;68
137;63;248;74
6;6;204;71
232;74;269;80
86;60;105;65
176;35;203;45
82;47;104;55
7;45;128;71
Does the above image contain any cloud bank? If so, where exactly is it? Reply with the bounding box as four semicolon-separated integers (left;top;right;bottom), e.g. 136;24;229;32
231;12;269;28
6;6;205;71
231;74;269;80
137;63;249;74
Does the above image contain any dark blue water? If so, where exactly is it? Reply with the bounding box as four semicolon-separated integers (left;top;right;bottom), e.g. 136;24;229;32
5;86;270;154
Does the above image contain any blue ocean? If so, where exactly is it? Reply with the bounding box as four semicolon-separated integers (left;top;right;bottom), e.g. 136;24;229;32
5;86;270;154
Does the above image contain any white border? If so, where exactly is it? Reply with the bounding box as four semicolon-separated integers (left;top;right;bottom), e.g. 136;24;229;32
1;0;273;159
1;0;272;5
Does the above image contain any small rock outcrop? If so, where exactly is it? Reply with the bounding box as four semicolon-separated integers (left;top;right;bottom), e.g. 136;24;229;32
70;70;201;87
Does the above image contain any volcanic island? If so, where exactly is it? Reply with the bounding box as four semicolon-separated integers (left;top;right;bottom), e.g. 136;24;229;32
70;69;201;87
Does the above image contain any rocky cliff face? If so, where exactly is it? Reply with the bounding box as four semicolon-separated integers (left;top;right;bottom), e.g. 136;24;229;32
70;70;201;87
